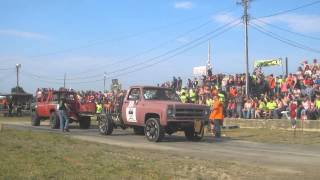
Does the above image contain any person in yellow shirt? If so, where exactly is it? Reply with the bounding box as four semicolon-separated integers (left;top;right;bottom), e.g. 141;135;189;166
266;97;277;119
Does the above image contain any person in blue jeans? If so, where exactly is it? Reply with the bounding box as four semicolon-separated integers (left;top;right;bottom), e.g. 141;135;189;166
59;98;70;132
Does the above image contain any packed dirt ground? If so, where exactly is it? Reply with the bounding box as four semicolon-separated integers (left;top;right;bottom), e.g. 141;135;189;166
1;116;320;145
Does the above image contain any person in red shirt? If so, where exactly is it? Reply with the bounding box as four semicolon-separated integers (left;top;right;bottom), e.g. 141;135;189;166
268;74;276;96
289;100;297;129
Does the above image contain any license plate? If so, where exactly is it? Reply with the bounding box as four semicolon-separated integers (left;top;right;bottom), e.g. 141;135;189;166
194;120;202;133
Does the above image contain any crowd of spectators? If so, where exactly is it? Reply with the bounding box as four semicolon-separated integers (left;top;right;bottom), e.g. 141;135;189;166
166;59;320;120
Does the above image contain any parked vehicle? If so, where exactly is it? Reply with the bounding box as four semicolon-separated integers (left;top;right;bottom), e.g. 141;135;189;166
0;93;33;117
31;88;96;129
98;86;209;142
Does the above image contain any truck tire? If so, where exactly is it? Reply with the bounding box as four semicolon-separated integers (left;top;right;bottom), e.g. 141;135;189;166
133;126;145;135
50;112;60;129
98;115;113;135
31;111;40;126
145;118;164;142
79;116;91;129
184;124;204;142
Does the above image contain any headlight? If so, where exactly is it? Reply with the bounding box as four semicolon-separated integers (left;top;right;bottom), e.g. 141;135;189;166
167;106;175;117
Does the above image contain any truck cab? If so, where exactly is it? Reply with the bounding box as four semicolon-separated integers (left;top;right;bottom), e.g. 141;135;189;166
98;86;209;142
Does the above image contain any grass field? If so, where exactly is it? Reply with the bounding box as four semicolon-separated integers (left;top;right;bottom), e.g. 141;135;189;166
223;128;320;145
0;128;297;180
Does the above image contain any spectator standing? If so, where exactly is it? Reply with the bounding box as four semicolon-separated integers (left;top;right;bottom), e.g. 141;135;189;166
59;98;70;132
209;94;224;138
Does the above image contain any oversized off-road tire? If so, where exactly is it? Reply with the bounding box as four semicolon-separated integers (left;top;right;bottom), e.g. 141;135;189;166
133;126;145;135
50;112;60;129
98;115;113;135
145;118;165;142
184;123;204;142
79;116;91;129
31;111;40;126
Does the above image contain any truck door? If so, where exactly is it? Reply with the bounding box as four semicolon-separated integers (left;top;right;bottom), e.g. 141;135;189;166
122;88;143;125
36;92;49;117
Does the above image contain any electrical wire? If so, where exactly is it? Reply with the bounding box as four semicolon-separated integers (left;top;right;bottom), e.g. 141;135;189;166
69;18;216;77
27;19;241;85
256;0;320;19
250;22;320;54
252;17;320;40
106;22;241;81
24;18;241;82
6;8;238;63
68;18;242;81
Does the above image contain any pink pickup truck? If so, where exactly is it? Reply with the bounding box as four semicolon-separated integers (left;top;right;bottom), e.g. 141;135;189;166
98;86;209;142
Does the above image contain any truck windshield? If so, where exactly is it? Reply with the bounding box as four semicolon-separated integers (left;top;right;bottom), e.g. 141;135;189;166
143;88;180;101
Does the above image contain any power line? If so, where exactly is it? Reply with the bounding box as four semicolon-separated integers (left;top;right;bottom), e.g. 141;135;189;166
256;0;320;19
5;9;237;63
26;20;241;85
70;21;241;84
67;9;240;78
69;18;216;77
106;21;241;81
25;18;241;82
252;17;320;40
250;22;320;54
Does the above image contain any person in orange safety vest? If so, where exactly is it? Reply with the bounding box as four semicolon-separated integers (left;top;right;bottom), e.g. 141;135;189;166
209;94;224;138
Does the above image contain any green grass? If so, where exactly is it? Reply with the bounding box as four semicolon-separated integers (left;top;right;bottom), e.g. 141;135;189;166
0;128;294;180
0;116;29;123
224;128;320;145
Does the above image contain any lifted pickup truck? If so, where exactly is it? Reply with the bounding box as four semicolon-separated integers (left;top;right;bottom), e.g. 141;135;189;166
98;86;209;142
31;89;96;129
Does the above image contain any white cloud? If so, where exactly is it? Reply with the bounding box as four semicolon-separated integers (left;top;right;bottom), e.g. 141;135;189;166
212;12;242;27
174;1;193;9
0;29;49;40
213;13;238;24
260;14;320;33
176;36;190;43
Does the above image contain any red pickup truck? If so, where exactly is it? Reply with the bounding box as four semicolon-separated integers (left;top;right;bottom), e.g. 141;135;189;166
98;86;209;142
31;89;96;129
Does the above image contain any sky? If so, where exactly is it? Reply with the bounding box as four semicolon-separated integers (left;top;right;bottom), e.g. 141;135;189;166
0;0;320;93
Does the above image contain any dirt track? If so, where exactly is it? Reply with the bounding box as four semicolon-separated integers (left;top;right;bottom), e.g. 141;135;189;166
3;121;320;179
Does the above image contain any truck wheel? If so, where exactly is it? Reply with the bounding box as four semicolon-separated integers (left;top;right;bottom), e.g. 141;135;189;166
133;126;145;135
98;115;113;135
145;118;164;142
79;116;91;129
184;125;204;142
31;111;40;126
50;112;60;129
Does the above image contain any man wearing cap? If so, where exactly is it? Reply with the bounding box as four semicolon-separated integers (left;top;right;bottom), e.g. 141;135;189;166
209;94;224;138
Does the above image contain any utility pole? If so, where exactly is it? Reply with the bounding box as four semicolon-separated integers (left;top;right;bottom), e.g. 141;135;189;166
207;41;212;74
285;57;288;77
242;0;250;96
16;64;21;89
64;73;66;88
103;72;106;93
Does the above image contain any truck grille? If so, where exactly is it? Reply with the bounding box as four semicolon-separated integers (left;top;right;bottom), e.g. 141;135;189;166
175;108;204;119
